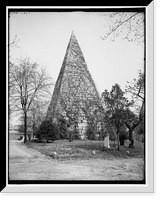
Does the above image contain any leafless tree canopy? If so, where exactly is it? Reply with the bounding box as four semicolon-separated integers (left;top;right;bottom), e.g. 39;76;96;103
99;12;144;45
9;57;54;142
10;58;53;111
9;34;20;49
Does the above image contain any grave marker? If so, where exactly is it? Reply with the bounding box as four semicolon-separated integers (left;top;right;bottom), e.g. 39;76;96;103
104;135;110;148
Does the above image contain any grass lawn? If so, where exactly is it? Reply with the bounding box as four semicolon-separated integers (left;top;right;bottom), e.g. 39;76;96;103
26;139;144;161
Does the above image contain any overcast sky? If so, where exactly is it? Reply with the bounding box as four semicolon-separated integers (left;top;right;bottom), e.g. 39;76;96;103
9;11;144;125
9;11;144;97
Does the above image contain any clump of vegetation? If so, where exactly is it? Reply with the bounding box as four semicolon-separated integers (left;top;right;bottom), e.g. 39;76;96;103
85;125;97;140
18;124;24;134
56;117;68;139
36;120;58;143
119;129;129;145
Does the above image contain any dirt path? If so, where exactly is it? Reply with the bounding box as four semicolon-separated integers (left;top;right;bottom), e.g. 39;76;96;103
9;140;144;180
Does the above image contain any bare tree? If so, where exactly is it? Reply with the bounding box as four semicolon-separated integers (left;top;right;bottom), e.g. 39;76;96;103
99;12;144;45
9;34;20;49
126;70;144;102
27;100;50;138
8;34;20;122
125;70;145;139
9;57;54;143
125;70;145;121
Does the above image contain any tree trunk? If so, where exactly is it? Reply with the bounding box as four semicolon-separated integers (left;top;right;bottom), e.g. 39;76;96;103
125;122;139;148
117;131;120;151
129;129;134;148
32;122;36;138
24;111;27;143
69;131;72;142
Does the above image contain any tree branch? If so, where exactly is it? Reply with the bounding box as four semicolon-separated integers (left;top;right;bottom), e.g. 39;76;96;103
103;12;140;39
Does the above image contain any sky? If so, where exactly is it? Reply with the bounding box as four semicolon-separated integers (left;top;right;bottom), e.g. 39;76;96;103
9;11;144;124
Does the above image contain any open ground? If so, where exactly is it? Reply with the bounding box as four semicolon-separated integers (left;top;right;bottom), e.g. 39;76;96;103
9;131;144;181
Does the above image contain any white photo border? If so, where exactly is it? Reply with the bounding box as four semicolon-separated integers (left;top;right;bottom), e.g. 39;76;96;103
4;3;154;193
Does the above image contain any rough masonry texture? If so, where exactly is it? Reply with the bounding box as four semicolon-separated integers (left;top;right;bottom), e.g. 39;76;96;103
46;31;101;136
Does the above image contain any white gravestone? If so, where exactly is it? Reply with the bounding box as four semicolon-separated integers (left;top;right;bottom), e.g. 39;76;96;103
124;139;130;147
104;136;110;148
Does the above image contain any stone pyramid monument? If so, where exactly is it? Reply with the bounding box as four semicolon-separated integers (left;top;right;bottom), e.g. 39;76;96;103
46;31;101;135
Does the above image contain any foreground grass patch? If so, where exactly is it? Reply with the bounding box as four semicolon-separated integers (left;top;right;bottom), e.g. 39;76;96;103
26;140;144;161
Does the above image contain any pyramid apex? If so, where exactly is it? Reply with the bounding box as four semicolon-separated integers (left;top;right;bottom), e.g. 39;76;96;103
71;31;75;36
69;31;77;42
71;30;77;38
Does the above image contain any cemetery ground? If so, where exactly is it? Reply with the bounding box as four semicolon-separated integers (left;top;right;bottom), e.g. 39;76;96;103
9;131;144;181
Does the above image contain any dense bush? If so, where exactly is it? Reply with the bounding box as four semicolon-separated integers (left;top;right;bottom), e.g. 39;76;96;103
86;126;97;140
119;129;129;145
137;125;144;135
36;120;58;142
109;130;117;141
18;124;24;134
97;128;107;140
57;118;68;139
